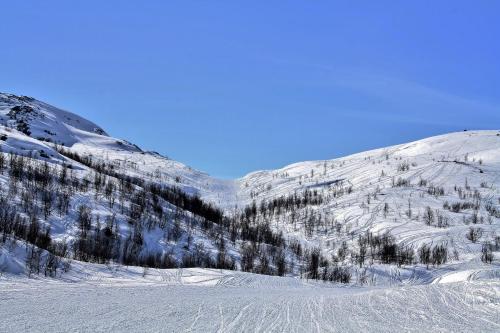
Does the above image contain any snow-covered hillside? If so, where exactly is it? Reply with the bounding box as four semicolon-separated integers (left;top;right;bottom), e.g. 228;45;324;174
0;93;236;198
0;93;299;282
227;130;500;280
0;92;498;288
0;93;108;146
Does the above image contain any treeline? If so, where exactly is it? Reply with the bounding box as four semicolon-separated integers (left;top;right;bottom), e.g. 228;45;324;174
0;149;300;279
57;147;224;225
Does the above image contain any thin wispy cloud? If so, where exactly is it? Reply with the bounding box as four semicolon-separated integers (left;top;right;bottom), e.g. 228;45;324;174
329;73;499;127
260;56;498;123
263;58;499;127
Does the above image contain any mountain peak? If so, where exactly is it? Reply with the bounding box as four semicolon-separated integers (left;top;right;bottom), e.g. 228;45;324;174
0;92;108;146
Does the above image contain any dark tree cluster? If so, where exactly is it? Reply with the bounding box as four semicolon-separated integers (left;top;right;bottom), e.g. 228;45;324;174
304;248;351;283
356;232;415;267
418;244;448;268
243;189;324;221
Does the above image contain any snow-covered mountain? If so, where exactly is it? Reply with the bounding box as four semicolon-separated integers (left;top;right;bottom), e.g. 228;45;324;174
0;92;499;286
231;130;500;261
0;92;231;196
0;93;108;145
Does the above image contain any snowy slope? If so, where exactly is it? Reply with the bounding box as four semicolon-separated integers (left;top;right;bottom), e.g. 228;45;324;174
228;131;500;271
0;93;108;146
0;92;233;196
0;92;498;286
0;93;248;280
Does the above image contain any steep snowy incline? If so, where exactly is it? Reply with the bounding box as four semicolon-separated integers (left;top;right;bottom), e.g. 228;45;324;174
0;92;236;198
0;93;108;146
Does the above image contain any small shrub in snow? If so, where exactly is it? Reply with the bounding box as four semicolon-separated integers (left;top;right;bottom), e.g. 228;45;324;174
481;243;493;264
466;227;482;243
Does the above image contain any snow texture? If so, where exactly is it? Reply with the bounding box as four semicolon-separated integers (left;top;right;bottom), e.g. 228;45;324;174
1;270;499;332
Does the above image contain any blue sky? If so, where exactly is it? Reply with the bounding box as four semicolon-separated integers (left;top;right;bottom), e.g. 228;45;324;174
1;1;499;178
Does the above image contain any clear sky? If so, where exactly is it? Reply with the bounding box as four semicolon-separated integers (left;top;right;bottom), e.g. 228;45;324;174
1;1;499;178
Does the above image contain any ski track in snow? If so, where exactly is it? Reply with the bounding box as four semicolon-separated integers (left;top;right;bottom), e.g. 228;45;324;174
0;274;499;333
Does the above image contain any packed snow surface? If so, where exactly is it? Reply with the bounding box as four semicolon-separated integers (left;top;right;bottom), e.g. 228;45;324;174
1;269;499;333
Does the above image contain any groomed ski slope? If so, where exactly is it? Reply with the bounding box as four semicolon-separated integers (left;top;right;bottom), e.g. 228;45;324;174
1;269;499;333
